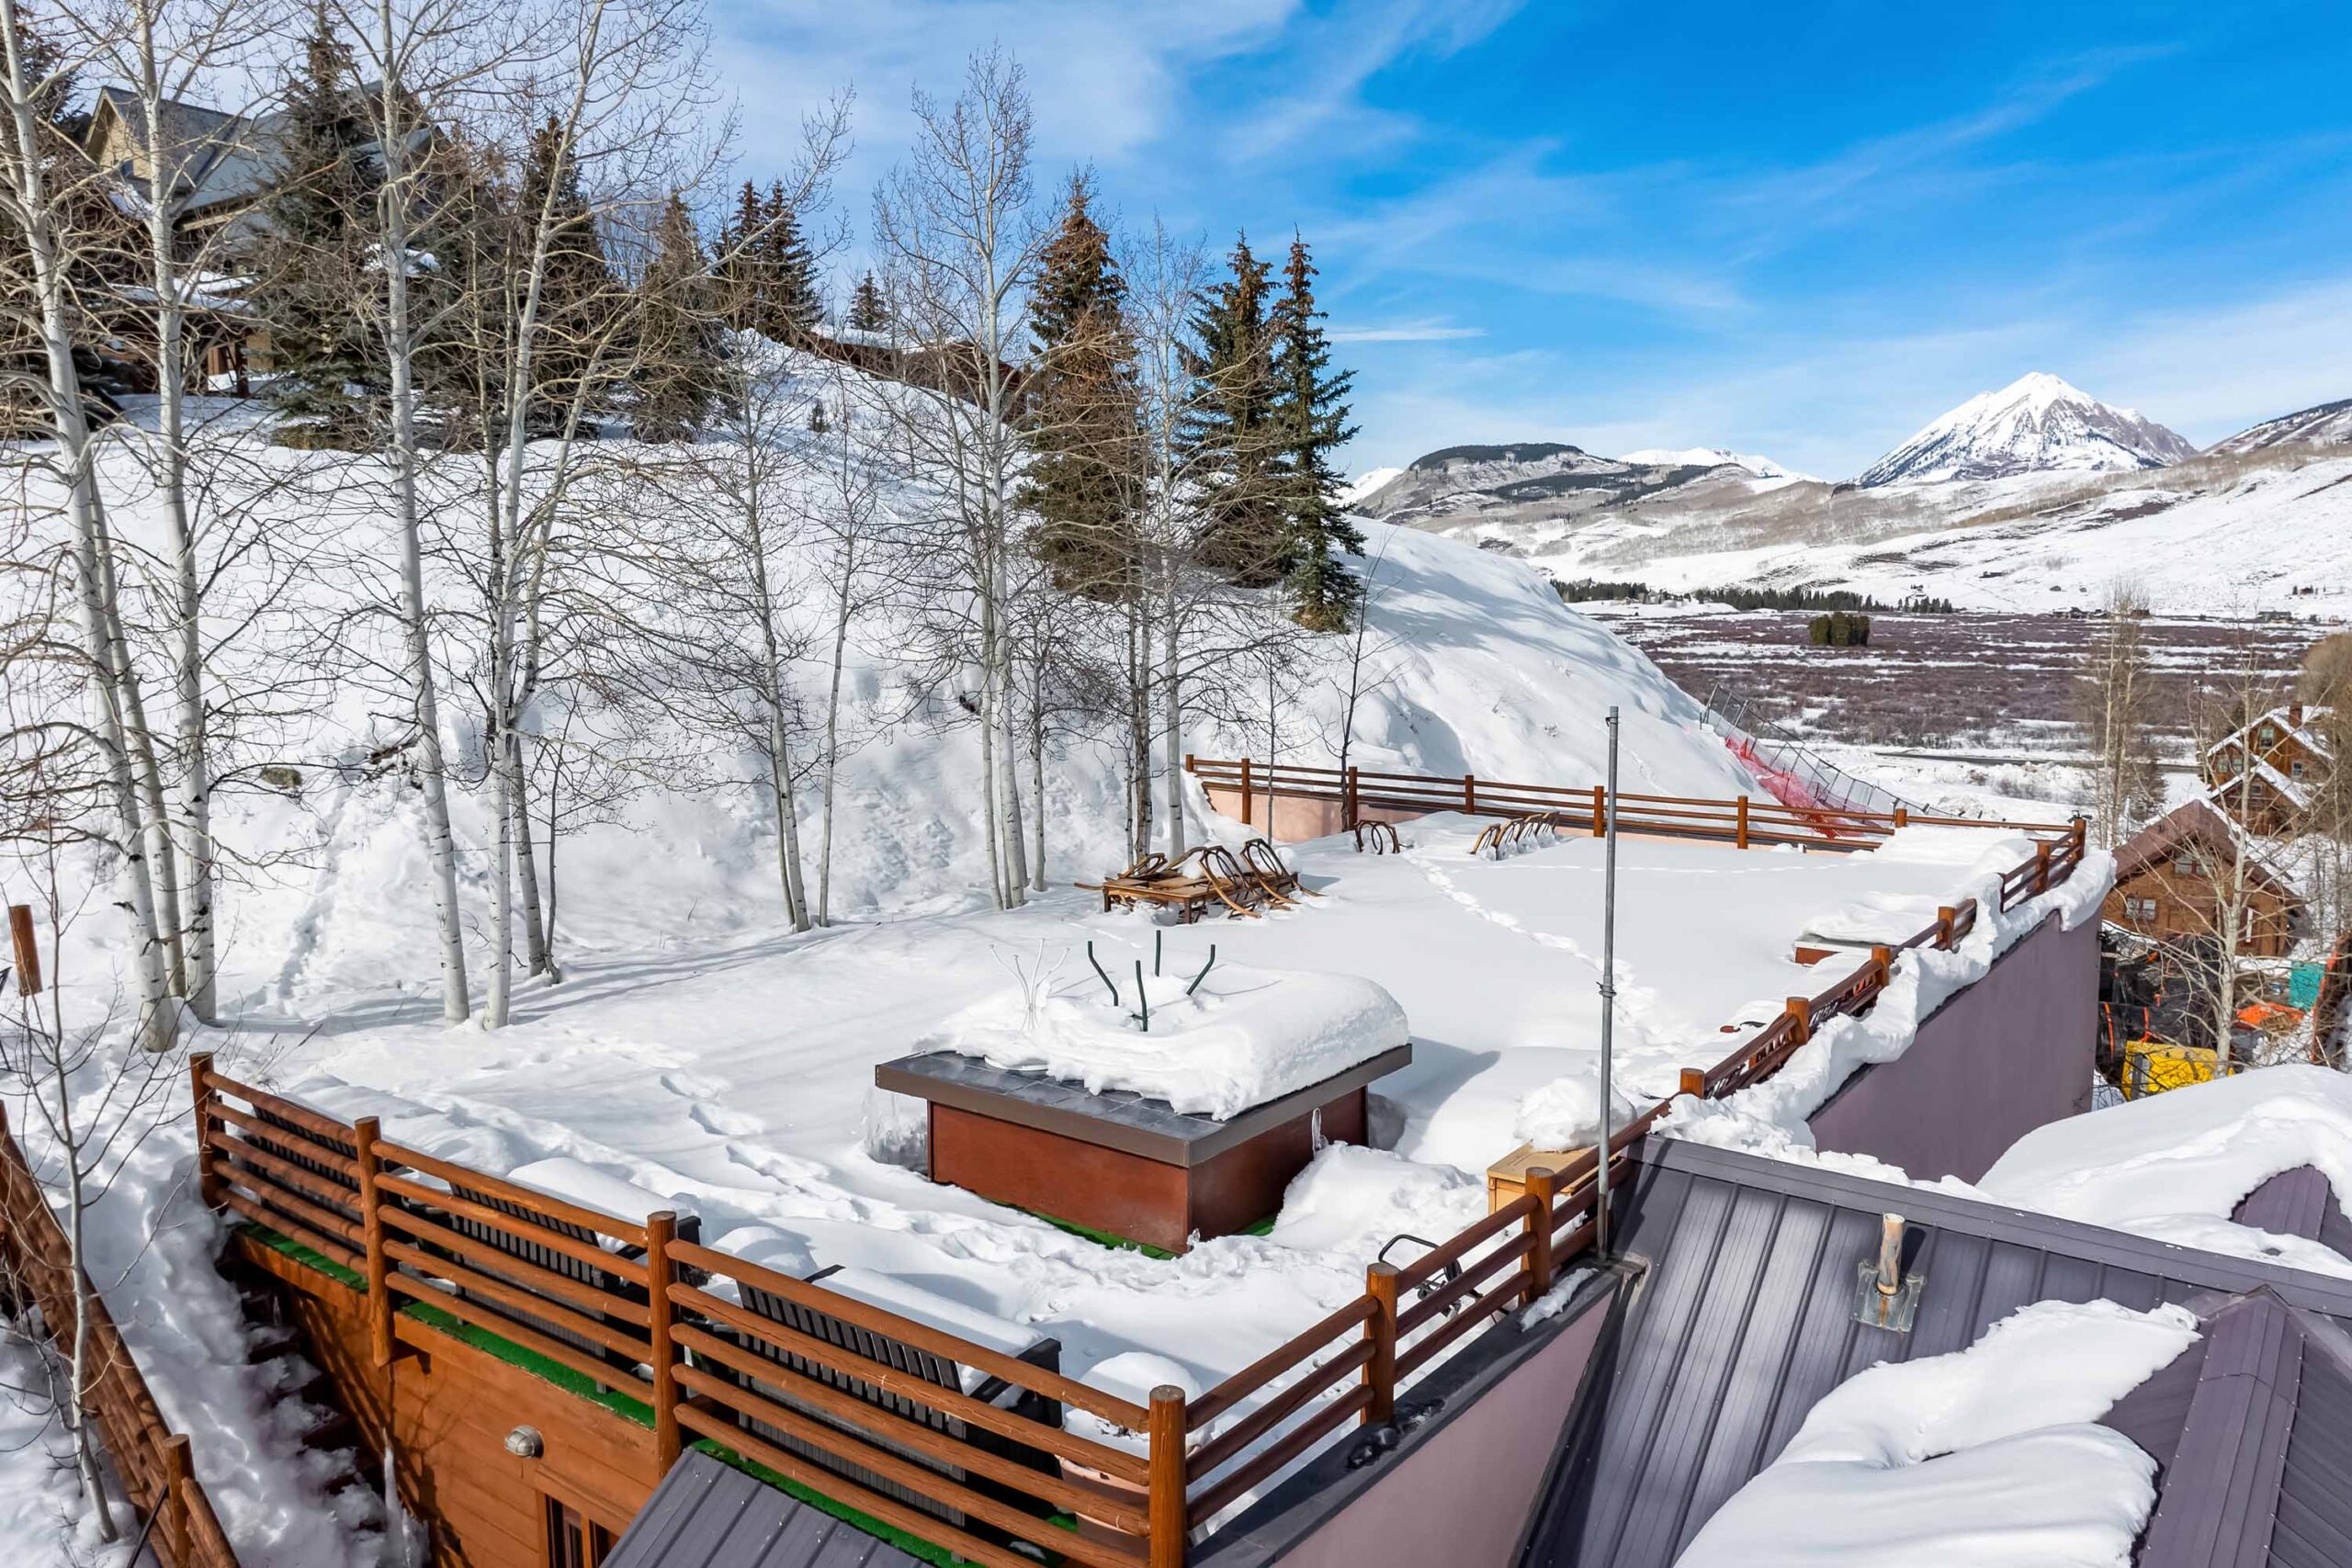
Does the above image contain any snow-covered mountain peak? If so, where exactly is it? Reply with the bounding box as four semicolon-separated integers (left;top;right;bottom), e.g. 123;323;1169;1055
1856;372;2195;488
1619;446;1816;483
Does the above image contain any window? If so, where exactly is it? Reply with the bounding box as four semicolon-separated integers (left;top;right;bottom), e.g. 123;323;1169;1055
2172;851;2202;874
545;1499;613;1568
2258;724;2279;748
2125;896;2158;924
2290;758;2308;779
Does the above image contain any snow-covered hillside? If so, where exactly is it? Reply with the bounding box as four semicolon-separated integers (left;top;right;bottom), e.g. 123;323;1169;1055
2210;394;2352;456
1519;446;2352;614
1854;372;2195;487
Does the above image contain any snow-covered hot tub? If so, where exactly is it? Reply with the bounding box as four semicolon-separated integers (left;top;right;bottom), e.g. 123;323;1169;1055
876;963;1412;1253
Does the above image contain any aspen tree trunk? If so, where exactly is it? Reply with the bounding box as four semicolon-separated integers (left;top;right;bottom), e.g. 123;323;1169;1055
95;501;187;994
1161;579;1185;855
818;569;851;924
129;6;217;1014
373;33;470;1021
0;0;173;1048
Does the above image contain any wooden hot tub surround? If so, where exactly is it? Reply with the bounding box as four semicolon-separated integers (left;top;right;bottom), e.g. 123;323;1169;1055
877;1046;1411;1255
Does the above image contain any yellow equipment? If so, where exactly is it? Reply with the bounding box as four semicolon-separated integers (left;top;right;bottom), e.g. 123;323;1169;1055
2120;1038;2218;1099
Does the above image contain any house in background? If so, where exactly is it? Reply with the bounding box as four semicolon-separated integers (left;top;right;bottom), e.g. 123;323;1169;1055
2104;798;2303;958
2202;703;2335;836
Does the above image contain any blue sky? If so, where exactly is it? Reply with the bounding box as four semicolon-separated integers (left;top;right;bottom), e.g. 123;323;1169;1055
710;0;2352;479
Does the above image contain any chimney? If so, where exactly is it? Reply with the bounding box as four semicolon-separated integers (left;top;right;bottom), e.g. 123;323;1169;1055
2289;703;2304;729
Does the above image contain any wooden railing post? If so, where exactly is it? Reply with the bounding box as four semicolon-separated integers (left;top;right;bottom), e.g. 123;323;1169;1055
1364;1262;1399;1427
353;1116;392;1370
1894;807;1908;829
1735;795;1749;850
1785;996;1813;1045
1522;1169;1556;1309
187;1052;220;1213
1870;945;1895;996
1148;1384;1188;1568
1936;906;1956;949
2034;840;2053;893
164;1432;191;1567
1679;1067;1707;1099
1464;773;1476;814
1238;757;1252;826
647;1210;681;1471
1591;784;1606;837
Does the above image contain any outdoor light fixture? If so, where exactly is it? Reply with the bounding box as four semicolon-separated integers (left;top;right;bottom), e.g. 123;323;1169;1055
503;1426;544;1459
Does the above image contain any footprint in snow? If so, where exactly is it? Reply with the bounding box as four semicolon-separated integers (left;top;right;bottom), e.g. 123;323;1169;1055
660;1069;730;1100
690;1101;765;1139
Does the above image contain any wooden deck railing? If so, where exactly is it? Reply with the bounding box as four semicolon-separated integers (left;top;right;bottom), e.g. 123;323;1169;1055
192;816;2090;1563
1183;755;2077;852
0;1104;240;1567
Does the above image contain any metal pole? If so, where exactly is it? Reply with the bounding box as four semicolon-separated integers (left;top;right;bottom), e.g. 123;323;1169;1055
1598;705;1620;1259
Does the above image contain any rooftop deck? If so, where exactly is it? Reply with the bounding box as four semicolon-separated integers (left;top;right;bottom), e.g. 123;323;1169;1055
198;770;2097;1567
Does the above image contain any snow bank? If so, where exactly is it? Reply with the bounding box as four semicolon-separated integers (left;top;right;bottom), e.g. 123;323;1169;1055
1678;1299;2198;1567
922;962;1408;1119
1662;831;2111;1162
1977;1065;2352;1278
1512;1070;1640;1150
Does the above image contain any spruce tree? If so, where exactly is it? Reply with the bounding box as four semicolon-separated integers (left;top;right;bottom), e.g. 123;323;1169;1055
1181;232;1282;585
631;194;720;441
1269;232;1363;629
761;182;821;337
714;179;765;330
517;116;619;434
1019;174;1136;594
252;5;379;446
846;271;888;333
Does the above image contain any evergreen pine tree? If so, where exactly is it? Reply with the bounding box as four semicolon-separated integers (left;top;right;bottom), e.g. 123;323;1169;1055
1181;232;1282;585
713;178;765;331
630;193;720;441
1019;174;1136;595
517;116;619;434
252;4;380;446
761;182;821;337
1269;232;1363;629
846;271;888;333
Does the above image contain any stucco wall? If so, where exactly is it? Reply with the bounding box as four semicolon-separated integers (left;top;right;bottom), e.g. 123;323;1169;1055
1204;1292;1613;1568
1199;784;1427;845
1808;909;2098;1183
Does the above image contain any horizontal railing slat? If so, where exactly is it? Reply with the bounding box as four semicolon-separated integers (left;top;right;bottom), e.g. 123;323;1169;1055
671;1244;1147;1430
667;1293;1145;1485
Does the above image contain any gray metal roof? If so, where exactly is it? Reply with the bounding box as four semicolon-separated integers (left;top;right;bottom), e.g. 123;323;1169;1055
1522;1139;2352;1567
605;1450;920;1568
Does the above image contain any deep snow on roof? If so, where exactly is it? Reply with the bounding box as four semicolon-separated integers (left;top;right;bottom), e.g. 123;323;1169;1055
266;814;2082;1402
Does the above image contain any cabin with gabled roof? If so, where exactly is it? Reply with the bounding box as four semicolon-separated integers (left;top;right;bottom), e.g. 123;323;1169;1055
2203;703;2334;836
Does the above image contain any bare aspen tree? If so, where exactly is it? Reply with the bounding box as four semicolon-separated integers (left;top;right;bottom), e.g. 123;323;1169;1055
0;0;175;1049
2079;579;2163;850
328;0;526;1023
430;0;719;1024
807;357;888;923
0;862;187;1540
872;47;1047;910
2186;624;2295;1069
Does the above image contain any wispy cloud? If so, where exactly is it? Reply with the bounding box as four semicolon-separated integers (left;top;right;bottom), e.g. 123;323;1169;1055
1329;320;1487;343
1221;0;1525;160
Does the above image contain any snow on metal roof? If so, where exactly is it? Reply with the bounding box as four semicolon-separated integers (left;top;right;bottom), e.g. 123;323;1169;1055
1520;1139;2352;1567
